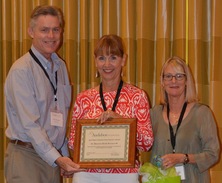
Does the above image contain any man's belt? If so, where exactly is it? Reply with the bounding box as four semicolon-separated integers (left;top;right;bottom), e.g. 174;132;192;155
10;139;62;154
10;140;34;149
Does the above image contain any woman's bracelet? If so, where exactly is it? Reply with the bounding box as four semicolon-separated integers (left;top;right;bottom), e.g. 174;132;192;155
183;154;189;165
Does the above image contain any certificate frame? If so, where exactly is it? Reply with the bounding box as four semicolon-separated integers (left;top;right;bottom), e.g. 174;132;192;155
73;118;137;168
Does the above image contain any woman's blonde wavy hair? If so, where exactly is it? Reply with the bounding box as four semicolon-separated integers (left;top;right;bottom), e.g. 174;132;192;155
160;56;198;104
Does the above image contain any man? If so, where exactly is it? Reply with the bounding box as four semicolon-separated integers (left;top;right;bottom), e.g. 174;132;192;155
4;5;81;183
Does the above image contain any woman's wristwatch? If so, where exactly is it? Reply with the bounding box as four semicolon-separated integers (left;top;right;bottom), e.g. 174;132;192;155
183;154;189;165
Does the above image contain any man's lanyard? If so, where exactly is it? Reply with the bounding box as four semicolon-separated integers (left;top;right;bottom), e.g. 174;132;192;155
99;80;123;111
29;49;58;101
167;102;187;153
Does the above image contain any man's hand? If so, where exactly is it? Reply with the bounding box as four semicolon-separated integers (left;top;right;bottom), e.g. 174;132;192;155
55;156;84;174
60;168;74;178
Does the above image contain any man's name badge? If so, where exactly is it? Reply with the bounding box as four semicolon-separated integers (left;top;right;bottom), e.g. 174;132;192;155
50;109;63;127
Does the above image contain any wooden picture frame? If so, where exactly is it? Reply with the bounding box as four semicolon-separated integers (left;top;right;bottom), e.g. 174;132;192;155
73;118;137;168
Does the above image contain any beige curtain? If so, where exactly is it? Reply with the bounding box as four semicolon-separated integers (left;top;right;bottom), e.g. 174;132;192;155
1;0;221;182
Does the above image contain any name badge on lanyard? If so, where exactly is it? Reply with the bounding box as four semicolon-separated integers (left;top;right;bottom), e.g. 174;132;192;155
175;164;186;180
167;102;187;180
50;109;63;127
29;49;64;127
50;99;63;127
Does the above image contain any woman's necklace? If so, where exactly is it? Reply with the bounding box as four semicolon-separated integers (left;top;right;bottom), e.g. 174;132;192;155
99;80;123;111
170;112;180;123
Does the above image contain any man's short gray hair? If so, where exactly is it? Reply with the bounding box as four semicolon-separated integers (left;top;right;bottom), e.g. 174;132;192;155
29;5;64;29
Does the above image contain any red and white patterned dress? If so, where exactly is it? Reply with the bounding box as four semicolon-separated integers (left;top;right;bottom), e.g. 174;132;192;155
68;83;153;173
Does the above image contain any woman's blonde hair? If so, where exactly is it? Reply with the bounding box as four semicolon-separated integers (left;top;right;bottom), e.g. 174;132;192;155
160;56;198;104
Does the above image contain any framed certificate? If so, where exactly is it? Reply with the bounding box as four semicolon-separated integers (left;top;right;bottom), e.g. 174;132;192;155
73;118;137;168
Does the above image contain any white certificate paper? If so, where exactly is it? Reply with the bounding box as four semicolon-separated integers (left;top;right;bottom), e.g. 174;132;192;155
80;125;129;161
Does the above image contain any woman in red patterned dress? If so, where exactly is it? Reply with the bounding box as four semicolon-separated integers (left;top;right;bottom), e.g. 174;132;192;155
68;34;153;183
